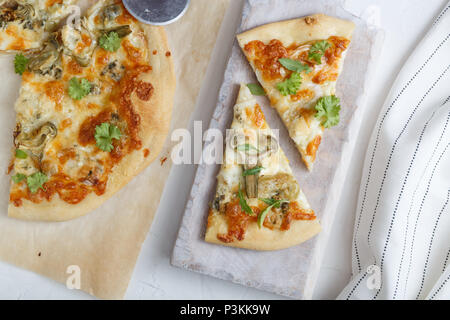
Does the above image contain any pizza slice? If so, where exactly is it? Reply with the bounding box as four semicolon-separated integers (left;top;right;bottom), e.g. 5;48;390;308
205;84;320;250
237;14;355;170
8;0;175;221
0;0;76;52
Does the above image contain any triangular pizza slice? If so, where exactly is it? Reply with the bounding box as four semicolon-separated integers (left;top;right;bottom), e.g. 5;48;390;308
237;14;354;170
205;84;320;250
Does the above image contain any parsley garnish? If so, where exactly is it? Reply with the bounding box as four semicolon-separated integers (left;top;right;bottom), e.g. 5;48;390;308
14;53;29;75
276;72;302;96
15;149;28;159
308;40;331;64
247;83;266;96
257;198;287;228
26;172;48;193
95;123;122;152
68;77;92;100
238;187;253;215
314;95;341;128
11;172;48;193
278;58;311;74
12;173;27;184
242;166;263;177
99;31;121;52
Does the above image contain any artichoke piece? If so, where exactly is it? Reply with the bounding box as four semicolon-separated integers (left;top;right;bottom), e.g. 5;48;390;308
61;18;97;68
0;2;37;28
0;8;15;28
257;173;300;201
101;25;132;38
243;162;261;199
27;33;62;78
102;3;122;25
15;3;34;21
15;122;57;159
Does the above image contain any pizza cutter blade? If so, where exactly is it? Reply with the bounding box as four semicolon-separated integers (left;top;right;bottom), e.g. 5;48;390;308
122;0;190;26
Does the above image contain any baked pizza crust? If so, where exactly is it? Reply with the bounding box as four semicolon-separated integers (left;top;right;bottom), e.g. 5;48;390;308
237;14;355;47
8;25;176;221
205;213;321;251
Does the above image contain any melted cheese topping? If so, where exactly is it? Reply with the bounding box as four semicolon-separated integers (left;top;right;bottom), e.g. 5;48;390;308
10;0;154;207
243;36;350;165
211;85;316;243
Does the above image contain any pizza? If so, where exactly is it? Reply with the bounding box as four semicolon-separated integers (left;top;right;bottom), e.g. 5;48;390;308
205;84;320;251
0;0;77;52
6;0;175;221
237;14;354;170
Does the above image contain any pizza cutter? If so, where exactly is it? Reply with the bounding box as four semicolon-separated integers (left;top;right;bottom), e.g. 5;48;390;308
122;0;190;26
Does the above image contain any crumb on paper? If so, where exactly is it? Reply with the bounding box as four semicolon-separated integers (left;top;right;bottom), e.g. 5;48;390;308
165;51;171;57
160;157;168;166
153;50;157;55
143;149;150;158
38;252;41;257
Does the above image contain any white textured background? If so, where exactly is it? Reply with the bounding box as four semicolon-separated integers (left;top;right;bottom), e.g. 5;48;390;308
0;0;448;299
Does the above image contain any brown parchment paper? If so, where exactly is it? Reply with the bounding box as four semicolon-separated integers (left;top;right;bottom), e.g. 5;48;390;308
171;0;384;299
0;0;229;300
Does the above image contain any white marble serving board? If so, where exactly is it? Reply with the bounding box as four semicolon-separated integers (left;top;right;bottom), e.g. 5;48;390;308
171;0;383;299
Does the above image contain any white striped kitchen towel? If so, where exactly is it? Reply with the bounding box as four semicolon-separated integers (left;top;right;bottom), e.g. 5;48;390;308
338;2;450;300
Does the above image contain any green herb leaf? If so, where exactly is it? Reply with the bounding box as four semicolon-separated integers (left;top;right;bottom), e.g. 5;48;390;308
99;31;121;52
238;187;253;215
278;58;311;73
12;173;27;184
14;53;29;75
258;204;274;228
242;166;263;177
95;122;122;152
257;199;288;228
27;172;48;193
68;77;91;100
314;95;341;128
15;149;28;159
276;72;302;96
308;40;331;64
236;144;259;152
247;83;266;96
259;198;277;206
259;198;286;208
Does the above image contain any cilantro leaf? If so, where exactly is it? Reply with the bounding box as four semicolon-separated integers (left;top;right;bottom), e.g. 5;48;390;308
242;166;264;177
95;123;122;152
276;72;302;96
308;40;331;64
259;198;277;206
14;53;29;75
257;199;288;228
12;173;27;184
27;172;48;193
68;77;91;100
238;187;253;215
278;58;311;74
99;31;121;52
247;83;266;96
15;149;28;159
314;95;341;128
